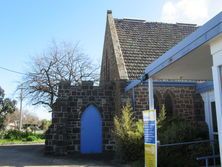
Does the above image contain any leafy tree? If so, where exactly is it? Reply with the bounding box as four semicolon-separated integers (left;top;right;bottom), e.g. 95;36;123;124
0;87;16;129
22;41;99;109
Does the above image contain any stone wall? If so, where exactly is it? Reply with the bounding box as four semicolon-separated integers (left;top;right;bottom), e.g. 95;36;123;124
45;81;205;155
45;81;115;155
127;82;205;122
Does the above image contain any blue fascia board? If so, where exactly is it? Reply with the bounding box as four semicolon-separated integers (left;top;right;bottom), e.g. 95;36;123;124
125;80;141;92
125;80;197;92
153;81;196;87
196;81;214;93
145;12;222;77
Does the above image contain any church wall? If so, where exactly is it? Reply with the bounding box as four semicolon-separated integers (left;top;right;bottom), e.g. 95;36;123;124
127;83;205;122
45;81;115;155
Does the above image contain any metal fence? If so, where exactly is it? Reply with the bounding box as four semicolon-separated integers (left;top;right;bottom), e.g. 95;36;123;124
158;140;220;167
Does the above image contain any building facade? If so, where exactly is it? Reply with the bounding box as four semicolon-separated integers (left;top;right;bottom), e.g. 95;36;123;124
45;11;206;155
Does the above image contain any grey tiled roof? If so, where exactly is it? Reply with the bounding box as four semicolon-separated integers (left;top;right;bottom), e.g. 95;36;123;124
114;19;198;80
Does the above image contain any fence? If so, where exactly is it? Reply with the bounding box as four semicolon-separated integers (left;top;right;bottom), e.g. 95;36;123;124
158;139;220;167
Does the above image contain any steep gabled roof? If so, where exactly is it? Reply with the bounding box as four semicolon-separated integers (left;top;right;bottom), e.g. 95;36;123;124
114;18;198;80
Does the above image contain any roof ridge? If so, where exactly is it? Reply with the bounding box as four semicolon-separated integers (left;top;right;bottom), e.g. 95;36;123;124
114;18;197;27
122;18;146;23
176;22;197;27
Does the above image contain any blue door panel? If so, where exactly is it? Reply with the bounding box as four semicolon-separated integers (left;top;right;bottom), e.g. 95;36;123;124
80;105;102;153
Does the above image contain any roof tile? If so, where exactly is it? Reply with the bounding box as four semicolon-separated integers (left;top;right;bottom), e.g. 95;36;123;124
114;19;198;80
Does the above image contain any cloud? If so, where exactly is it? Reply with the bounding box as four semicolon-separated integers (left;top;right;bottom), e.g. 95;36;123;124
161;0;221;25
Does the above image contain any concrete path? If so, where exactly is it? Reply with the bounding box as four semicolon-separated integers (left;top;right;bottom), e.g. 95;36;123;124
0;144;123;167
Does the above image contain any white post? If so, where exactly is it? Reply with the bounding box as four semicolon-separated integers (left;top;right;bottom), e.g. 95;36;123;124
210;36;222;163
200;91;215;141
148;78;154;110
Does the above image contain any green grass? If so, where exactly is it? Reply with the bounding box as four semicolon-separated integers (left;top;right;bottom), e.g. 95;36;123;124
0;139;45;145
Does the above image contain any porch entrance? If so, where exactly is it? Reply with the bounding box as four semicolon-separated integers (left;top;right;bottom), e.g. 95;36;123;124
80;105;102;154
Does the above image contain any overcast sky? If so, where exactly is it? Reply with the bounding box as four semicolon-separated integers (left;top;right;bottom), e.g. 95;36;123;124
0;0;221;120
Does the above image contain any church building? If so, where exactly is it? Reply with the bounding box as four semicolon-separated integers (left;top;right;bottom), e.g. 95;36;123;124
45;10;209;155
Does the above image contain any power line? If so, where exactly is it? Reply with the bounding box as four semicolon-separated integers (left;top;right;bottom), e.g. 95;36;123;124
0;66;25;75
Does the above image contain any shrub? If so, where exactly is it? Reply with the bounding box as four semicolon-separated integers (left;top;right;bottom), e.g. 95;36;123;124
113;103;144;163
3;130;44;141
26;135;38;141
158;117;211;167
4;130;23;140
113;104;211;166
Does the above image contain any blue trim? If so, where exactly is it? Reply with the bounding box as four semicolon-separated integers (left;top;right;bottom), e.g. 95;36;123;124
153;81;196;87
196;81;214;93
125;80;141;92
145;12;222;77
125;80;197;92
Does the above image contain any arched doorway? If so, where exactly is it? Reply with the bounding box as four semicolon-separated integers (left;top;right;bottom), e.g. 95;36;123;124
80;105;102;153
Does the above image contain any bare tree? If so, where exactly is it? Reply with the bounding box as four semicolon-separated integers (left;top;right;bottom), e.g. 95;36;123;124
4;109;40;129
22;42;100;109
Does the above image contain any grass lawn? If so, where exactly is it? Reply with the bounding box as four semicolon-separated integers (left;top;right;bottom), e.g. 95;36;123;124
0;139;45;145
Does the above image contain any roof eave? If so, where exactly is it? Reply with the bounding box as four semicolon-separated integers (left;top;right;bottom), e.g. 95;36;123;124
125;11;222;92
145;12;222;77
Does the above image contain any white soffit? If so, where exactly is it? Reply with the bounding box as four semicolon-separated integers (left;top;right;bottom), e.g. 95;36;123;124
152;44;213;80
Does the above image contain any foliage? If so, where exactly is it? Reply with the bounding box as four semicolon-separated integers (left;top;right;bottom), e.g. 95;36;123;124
40;119;51;131
157;105;166;128
158;117;211;167
113;103;144;162
114;104;211;166
0;87;16;130
0;139;44;144
22;41;100;109
26;135;38;141
3;130;44;141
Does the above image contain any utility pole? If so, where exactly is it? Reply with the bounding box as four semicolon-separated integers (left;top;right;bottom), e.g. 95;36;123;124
19;85;24;131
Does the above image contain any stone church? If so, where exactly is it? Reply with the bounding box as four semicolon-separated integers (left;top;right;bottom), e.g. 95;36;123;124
45;10;205;155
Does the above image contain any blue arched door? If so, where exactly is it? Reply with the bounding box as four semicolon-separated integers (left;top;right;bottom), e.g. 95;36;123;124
80;105;102;153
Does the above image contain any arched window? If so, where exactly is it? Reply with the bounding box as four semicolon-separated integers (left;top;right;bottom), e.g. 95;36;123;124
164;93;174;117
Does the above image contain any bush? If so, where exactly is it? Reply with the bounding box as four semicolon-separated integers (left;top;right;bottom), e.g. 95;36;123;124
26;135;38;141
113;103;144;163
158;117;211;167
4;130;23;140
113;104;211;166
3;130;44;141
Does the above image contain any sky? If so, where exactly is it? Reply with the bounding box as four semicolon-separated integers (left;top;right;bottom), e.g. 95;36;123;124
0;0;221;120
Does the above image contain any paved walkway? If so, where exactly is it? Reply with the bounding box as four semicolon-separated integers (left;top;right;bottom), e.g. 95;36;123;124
0;144;122;167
